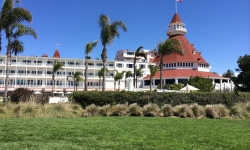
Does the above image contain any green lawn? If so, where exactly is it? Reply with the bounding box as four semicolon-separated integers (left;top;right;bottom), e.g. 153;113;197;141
0;117;249;150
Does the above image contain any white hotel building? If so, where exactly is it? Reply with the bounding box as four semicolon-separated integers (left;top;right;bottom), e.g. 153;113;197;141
0;49;156;92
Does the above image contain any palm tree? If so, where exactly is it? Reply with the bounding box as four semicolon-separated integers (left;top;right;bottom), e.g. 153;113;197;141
135;67;143;88
0;0;37;103
124;71;132;88
10;39;24;56
114;70;125;91
52;60;64;97
157;38;183;89
84;41;98;91
97;67;109;91
133;46;147;87
98;14;127;91
222;69;235;81
67;71;84;92
149;65;159;92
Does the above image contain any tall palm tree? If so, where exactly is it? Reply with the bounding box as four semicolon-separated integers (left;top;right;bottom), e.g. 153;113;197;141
84;41;98;91
114;70;125;91
133;46;147;87
149;65;159;92
67;71;84;92
158;38;183;89
98;14;127;91
97;67;109;91
0;0;37;103
124;71;132;88
135;67;143;88
52;60;64;97
222;69;235;81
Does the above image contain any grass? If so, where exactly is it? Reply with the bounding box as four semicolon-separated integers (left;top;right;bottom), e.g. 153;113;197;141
0;117;250;150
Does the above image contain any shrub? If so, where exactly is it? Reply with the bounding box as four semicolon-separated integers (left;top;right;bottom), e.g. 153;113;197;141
205;105;219;119
29;94;49;105
111;104;128;116
188;104;205;118
45;103;73;118
143;103;160;117
19;102;38;118
72;91;250;108
84;104;100;117
10;88;33;103
161;104;173;117
128;103;143;116
174;104;193;118
229;106;242;118
100;104;112;116
234;102;250;119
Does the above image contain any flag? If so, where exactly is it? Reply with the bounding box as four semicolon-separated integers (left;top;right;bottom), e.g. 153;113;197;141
176;0;183;2
57;43;60;46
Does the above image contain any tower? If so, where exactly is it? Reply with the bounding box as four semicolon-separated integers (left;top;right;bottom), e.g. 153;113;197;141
167;13;187;37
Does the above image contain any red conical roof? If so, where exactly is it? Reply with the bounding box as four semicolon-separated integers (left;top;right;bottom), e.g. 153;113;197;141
170;13;183;23
53;50;61;58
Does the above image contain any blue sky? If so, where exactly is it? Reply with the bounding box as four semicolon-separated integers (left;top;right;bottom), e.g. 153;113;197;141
1;0;249;75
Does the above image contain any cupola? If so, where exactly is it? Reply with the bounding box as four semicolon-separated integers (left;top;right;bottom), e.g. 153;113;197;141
167;13;187;36
53;50;61;58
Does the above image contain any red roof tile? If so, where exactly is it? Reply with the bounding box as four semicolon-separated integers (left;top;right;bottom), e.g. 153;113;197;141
153;35;208;64
143;69;225;79
170;13;183;23
53;50;61;58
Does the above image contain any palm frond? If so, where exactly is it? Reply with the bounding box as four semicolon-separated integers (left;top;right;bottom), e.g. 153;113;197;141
98;14;110;28
10;39;24;55
125;71;132;78
135;46;143;53
12;24;37;39
135;52;147;60
149;65;159;77
53;60;64;73
112;20;127;32
85;41;99;55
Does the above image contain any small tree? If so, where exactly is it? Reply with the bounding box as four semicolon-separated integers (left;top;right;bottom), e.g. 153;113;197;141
114;70;125;91
188;76;214;92
124;71;132;88
97;68;109;91
67;71;84;92
233;54;250;92
149;65;159;92
52;60;64;97
84;41;98;91
133;46;147;87
135;67;143;88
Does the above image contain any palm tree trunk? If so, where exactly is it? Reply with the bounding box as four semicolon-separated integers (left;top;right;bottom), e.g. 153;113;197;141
150;77;152;92
85;59;88;91
136;77;138;88
114;81;116;91
4;41;11;104
160;56;163;89
101;47;107;91
118;80;120;91
76;82;78;91
52;74;55;97
133;58;136;88
99;79;101;91
125;78;127;88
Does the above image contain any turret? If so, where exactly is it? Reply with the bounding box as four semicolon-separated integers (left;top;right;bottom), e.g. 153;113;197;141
167;13;187;36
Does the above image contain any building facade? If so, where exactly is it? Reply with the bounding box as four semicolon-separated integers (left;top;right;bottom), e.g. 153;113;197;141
0;50;156;92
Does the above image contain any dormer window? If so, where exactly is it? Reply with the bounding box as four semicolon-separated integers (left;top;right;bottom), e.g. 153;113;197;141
192;50;196;54
182;50;186;54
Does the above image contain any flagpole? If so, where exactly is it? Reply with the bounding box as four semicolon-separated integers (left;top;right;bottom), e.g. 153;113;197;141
175;0;177;13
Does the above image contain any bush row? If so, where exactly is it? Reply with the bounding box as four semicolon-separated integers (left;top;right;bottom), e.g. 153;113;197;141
72;91;250;108
1;102;249;119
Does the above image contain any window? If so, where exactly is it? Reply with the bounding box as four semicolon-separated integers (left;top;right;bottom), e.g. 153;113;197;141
38;71;42;74
191;63;193;67
177;63;179;67
116;63;123;68
127;64;133;68
140;64;145;68
174;63;176;67
166;64;168;67
96;63;102;66
108;64;114;67
127;52;134;55
183;63;185;67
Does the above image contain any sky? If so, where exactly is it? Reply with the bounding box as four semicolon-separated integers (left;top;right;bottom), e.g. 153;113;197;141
0;0;249;75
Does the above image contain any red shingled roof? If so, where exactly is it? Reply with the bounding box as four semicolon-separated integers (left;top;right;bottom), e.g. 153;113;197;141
143;69;224;79
153;35;208;64
170;13;183;23
53;50;60;58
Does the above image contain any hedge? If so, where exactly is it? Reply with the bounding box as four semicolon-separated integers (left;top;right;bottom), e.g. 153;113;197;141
72;91;250;108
